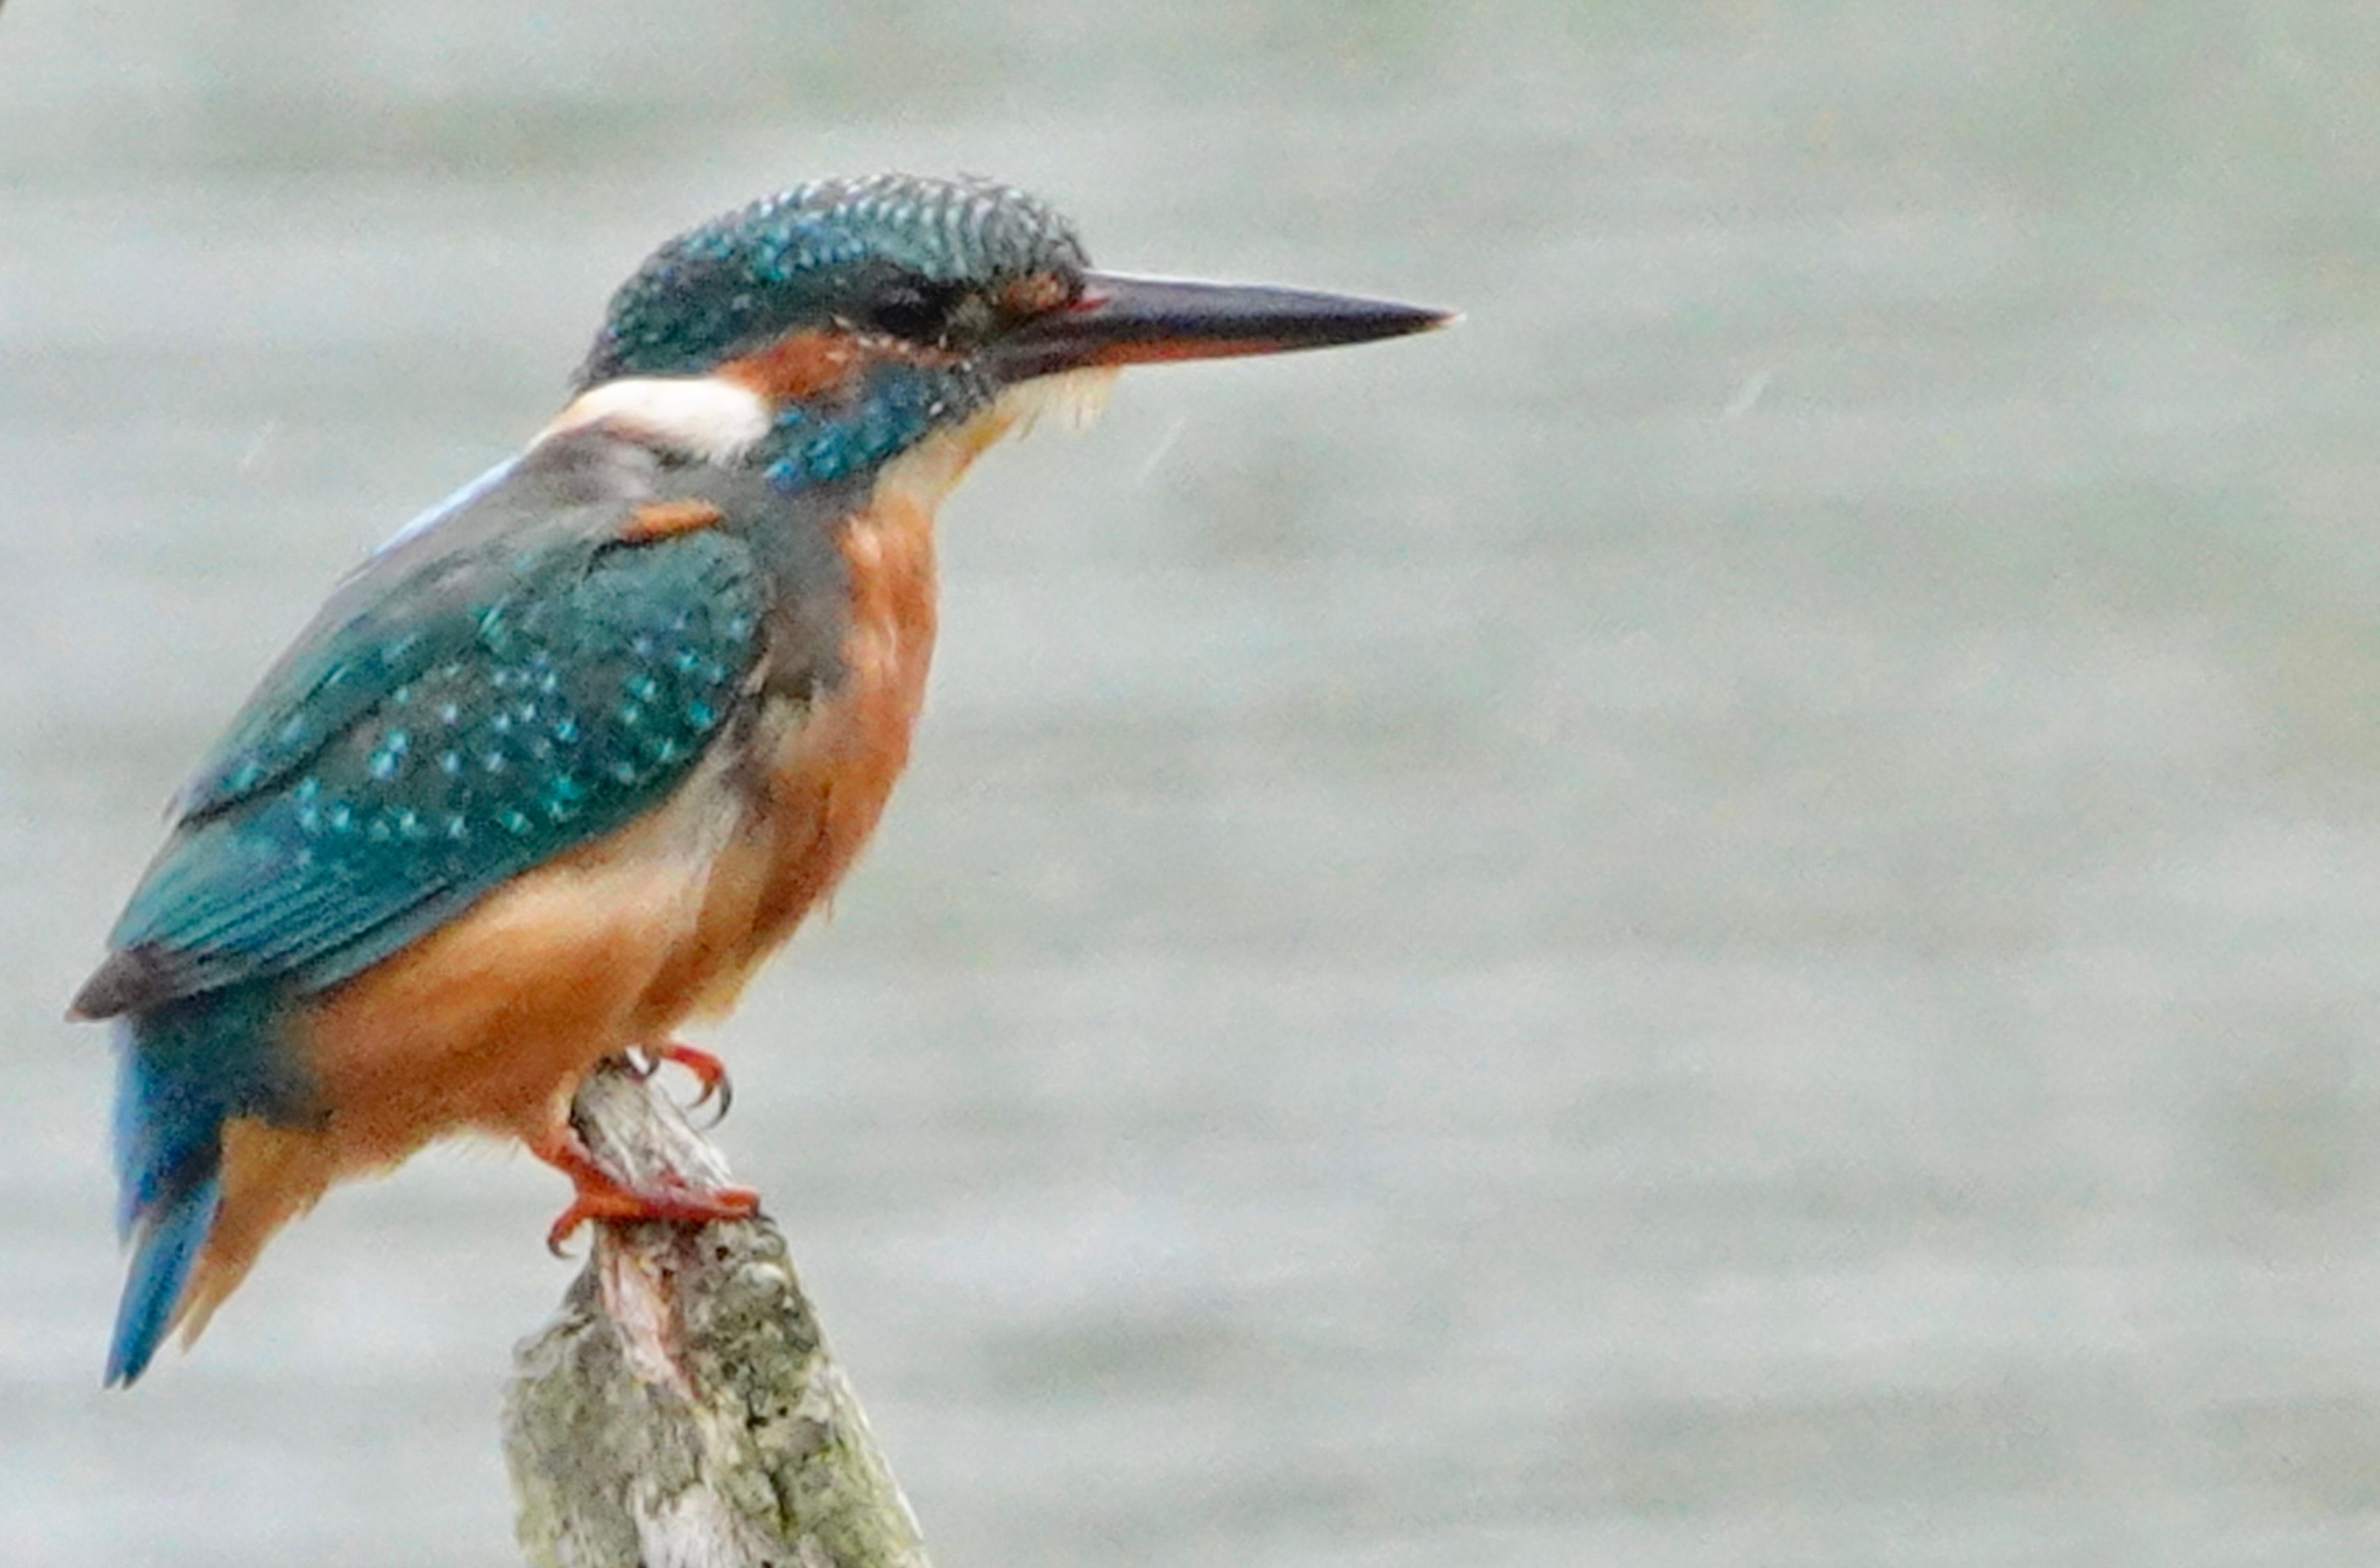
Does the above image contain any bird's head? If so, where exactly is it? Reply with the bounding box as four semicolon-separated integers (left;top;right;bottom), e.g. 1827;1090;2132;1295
554;173;1448;499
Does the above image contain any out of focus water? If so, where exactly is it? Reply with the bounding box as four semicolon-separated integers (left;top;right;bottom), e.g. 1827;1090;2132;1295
7;3;2380;1564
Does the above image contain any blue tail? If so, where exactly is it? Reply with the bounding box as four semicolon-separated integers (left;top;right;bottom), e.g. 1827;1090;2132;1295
104;984;293;1386
106;1164;222;1386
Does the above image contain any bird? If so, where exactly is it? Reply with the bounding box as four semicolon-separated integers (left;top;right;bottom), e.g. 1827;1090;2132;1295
72;171;1449;1386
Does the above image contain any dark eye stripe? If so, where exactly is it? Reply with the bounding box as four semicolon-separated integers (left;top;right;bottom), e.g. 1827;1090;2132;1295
869;281;967;344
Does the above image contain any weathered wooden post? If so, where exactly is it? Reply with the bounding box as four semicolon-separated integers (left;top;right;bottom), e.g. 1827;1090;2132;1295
503;1062;930;1568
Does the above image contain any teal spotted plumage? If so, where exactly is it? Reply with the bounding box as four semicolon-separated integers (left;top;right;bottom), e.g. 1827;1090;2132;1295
77;170;1448;1388
763;363;987;491
115;525;756;996
580;172;1089;385
91;436;816;1009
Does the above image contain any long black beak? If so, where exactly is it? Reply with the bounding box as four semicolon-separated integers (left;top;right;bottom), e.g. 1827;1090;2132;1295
991;270;1454;381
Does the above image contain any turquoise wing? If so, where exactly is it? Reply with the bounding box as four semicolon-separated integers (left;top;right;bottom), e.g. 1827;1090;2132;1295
80;480;767;1013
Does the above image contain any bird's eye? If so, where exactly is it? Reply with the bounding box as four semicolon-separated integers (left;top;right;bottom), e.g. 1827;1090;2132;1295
867;283;964;345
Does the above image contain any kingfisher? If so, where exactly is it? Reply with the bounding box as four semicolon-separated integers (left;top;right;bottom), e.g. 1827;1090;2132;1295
73;172;1446;1385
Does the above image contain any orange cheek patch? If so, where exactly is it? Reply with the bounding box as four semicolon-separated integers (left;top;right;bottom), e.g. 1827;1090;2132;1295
720;330;866;401
720;328;964;403
621;499;727;542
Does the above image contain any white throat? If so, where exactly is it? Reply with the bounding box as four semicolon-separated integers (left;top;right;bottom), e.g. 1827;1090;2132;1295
873;367;1120;513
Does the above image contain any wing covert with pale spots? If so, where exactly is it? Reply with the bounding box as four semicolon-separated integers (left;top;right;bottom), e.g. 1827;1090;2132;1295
76;433;781;1015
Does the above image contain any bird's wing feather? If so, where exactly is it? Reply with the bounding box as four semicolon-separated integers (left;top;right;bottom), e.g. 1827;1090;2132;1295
78;432;774;1015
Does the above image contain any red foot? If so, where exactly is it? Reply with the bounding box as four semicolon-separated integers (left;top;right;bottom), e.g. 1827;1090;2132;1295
633;1040;734;1124
531;1124;759;1255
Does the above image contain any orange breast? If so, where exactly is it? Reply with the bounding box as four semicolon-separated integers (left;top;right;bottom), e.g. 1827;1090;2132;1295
652;487;942;1021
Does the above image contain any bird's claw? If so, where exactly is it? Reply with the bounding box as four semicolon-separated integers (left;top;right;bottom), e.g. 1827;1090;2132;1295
629;1040;735;1127
544;1177;761;1257
532;1119;759;1256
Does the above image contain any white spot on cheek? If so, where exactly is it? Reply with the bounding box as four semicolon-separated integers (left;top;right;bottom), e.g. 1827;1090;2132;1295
540;377;773;464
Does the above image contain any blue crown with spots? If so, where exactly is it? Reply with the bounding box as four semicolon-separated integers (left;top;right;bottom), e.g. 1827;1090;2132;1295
577;174;1091;385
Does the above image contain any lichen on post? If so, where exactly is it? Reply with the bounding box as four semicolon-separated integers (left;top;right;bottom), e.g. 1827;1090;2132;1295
503;1061;930;1568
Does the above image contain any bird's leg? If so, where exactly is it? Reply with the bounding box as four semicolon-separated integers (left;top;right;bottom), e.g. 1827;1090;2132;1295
530;1120;760;1256
627;1039;734;1125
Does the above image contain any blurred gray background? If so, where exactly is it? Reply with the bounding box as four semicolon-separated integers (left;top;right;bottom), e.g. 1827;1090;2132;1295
6;2;2380;1564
